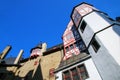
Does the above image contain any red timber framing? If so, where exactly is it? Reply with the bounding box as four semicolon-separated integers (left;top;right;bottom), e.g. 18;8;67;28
62;20;81;60
71;2;98;27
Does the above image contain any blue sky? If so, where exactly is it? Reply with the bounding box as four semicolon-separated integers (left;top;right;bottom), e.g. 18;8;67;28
0;0;120;58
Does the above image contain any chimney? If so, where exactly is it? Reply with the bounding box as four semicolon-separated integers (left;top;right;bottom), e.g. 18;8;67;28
41;43;47;53
0;45;12;60
14;49;24;64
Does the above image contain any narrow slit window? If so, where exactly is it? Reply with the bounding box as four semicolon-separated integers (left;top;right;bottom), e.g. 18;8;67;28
80;20;86;33
91;38;100;53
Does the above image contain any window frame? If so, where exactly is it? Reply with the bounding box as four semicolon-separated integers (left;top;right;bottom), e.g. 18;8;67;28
78;64;89;80
70;44;74;50
62;64;89;80
73;10;81;26
71;68;80;80
63;71;71;80
91;38;100;53
65;47;69;52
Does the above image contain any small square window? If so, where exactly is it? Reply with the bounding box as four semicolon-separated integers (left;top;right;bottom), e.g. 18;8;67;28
91;38;100;53
73;11;81;27
74;41;85;51
66;47;69;52
66;33;73;40
80;20;86;33
70;44;74;49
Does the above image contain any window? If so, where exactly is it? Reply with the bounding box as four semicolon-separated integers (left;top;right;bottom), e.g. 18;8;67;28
80;20;86;33
71;68;79;80
75;41;85;51
73;31;80;39
79;41;86;50
66;32;74;40
78;64;89;80
73;11;81;25
73;30;78;36
63;71;71;80
91;38;100;52
76;35;80;39
70;44;74;50
63;64;89;80
65;47;69;52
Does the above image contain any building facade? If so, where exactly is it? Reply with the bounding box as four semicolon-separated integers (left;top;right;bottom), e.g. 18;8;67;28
55;2;120;80
71;2;120;80
62;20;85;60
0;43;64;80
0;2;120;80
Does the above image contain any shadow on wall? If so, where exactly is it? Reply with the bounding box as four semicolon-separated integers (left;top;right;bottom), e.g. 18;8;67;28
16;64;43;80
22;70;34;80
32;64;43;80
0;63;43;80
15;70;34;80
0;65;21;80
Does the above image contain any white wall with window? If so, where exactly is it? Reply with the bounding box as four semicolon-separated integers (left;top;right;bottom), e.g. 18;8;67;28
78;11;114;47
95;25;120;65
55;58;102;80
88;25;120;80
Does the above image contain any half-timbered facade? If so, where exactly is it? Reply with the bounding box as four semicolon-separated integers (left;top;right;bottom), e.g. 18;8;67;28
62;20;85;60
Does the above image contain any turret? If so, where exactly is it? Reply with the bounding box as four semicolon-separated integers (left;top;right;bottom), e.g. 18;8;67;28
71;2;98;28
30;43;47;57
71;2;120;80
